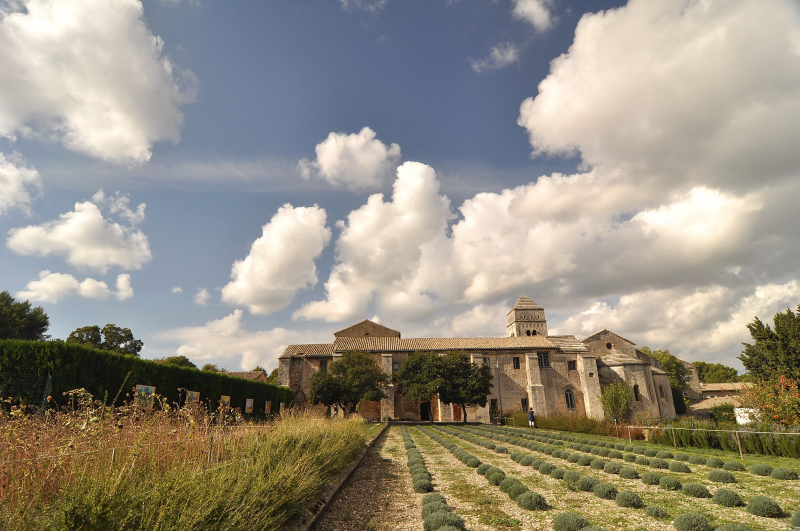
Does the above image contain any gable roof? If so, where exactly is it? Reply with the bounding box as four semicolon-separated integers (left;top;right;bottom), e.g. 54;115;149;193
582;329;637;346
333;319;401;338
508;295;544;312
278;343;335;359
547;335;589;353
597;347;647;366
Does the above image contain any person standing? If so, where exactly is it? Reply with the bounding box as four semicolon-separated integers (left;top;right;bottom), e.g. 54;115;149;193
528;407;535;428
332;403;338;419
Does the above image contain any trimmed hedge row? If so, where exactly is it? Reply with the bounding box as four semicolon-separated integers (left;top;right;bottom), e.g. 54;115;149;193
0;339;292;416
401;426;434;493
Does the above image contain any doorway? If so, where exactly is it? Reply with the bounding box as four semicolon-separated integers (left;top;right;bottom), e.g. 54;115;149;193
453;403;461;422
420;401;431;421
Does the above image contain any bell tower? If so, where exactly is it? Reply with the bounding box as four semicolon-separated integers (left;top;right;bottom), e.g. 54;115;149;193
507;295;548;337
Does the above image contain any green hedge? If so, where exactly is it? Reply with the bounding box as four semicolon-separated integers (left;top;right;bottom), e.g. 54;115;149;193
0;339;293;416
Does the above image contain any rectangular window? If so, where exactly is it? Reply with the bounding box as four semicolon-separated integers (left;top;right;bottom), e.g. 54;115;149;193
567;360;577;371
483;357;490;366
490;398;498;414
521;397;529;411
319;359;328;373
538;352;550;368
393;362;400;372
512;357;520;369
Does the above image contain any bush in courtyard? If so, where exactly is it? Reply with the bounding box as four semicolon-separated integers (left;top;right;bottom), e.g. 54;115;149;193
476;463;491;475
749;463;772;476
577;455;593;466
656;451;673;459
539;462;556;475
623;453;636;462
516;491;548;511
659;476;682;491
603;462;622;474
507;482;529;501
520;456;533;466
673;512;712;531
552;512;590;531
674;452;689;461
669;461;692;473
577;475;599;492
635;456;650;466
746;496;783;518
644;449;658;457
615;490;644;508
723;461;745;471
708;470;736;483
641;471;661;485
682;483;711;498
706;457;724;468
770;467;799;480
550;468;566;479
414;478;434;492
423;511;465;531
593;482;618;500
619;467;639;479
487;469;506;486
645;506;669;519
499;477;522;493
589;459;606;470
689;455;707;465
712;488;744;507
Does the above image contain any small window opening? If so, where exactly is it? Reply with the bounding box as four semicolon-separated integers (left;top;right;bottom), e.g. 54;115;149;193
634;384;641;401
538;352;550;368
565;389;576;410
320;359;328;373
483;357;490;366
526;330;531;336
521;397;529;411
393;362;400;372
606;342;613;349
532;330;537;335
512;357;520;370
659;385;665;399
567;360;577;371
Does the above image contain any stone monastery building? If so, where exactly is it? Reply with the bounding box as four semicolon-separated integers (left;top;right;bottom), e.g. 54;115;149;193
278;296;677;422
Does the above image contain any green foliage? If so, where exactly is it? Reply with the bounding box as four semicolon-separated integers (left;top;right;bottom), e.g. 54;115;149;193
516;491;547;511
619;467;639;479
0;291;49;341
602;462;621;474
421;502;450;519
202;364;222;372
576;475;598;491
739;305;800;380
640;346;689;389
658;476;682;491
688;455;707;465
723;460;745;471
538;462;556;475
708;469;736;483
706;457;724;468
669;461;692;473
506;482;529;501
641;471;661;485
0;339;291;414
413;478;433;492
550;468;565;479
655;450;673;458
563;470;582;485
266;368;279;384
693;361;740;383
682;483;711;498
749;463;773;476
552;512;590;531
673;512;712;531
476;463;491;475
592;482;617;500
712;488;744;507
486;469;506;486
615;490;643;508
589;458;605;470
310;351;388;413
770;466;798;480
746;496;783;518
423;511;465;531
791;508;800;528
158;355;197;369
645;506;669;519
422;493;447;506
577;455;592;466
599;380;633;420
67;324;143;356
709;403;736;423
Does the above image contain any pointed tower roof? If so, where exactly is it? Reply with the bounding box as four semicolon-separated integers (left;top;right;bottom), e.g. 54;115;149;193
510;295;543;311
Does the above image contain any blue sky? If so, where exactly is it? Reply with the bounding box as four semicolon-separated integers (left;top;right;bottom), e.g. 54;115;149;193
1;0;799;372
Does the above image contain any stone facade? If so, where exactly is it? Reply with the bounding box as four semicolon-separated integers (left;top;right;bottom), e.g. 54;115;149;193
278;296;677;422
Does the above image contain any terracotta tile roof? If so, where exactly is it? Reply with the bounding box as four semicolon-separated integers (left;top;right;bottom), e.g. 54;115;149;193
700;382;751;392
509;295;543;311
597;347;646;366
332;335;554;353
547;335;589;353
582;329;637;346
225;371;267;382
278;343;335;359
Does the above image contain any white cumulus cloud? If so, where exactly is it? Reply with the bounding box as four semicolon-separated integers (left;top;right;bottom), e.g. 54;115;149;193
193;288;211;306
470;42;520;73
0;152;41;215
0;0;195;163
511;0;553;32
221;204;331;315
297;127;401;191
16;270;134;303
115;274;134;300
6;192;152;273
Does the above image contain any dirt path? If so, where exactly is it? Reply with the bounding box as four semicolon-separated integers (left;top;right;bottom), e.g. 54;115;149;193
315;426;423;531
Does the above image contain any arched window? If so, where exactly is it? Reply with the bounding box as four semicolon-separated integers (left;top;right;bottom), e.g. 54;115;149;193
633;384;641;402
531;330;537;335
565;389;576;410
659;385;665;399
526;330;531;336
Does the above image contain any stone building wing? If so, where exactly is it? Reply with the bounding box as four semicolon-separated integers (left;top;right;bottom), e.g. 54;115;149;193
333;319;401;338
333;335;553;353
278;343;335;359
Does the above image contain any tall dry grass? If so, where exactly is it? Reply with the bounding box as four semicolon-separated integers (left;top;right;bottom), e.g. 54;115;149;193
1;390;365;530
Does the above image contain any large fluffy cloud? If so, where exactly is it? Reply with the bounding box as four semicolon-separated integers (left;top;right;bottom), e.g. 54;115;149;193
0;0;194;163
221;204;331;315
297;127;401;191
162;310;332;371
6;192;152;273
17;270;134;303
0;152;41;215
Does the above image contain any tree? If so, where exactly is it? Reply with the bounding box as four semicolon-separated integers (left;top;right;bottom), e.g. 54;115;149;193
0;291;50;340
395;350;493;423
692;361;740;383
158;355;197;369
739;305;800;381
202;364;223;372
640;346;689;390
267;368;279;385
599;380;634;421
66;324;143;356
310;351;388;414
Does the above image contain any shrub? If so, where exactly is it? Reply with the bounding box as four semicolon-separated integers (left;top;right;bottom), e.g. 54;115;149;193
552;512;590;531
550;468;566;479
576;475;599;492
603;462;622;474
635;456;650;466
623;453;636;462
609;450;623;459
644;449;658;457
495;445;508;454
714;525;753;531
466;457;481;468
669;461;692;473
580;527;606;531
539;462;556;475
674;452;690;461
593;482;618;499
577;456;593;466
748;463;772;476
619;467;639;479
706;457;724;468
641;471;661;485
499;477;522;493
688;455;707;465
712;488;744;507
656;451;673;459
645;505;669;519
633;446;646;454
615;490;644;508
746;496;783;518
650;458;669;469
476;463;491;475
563;471;582;485
673;512;712;531
567;453;580;463
413;478;434;492
516;491;548;511
520;456;533;466
506;482;529;501
421;502;451;518
624;445;634;452
708;470;736;483
659;476;682;491
423;511;466;531
723;461;745;471
682;483;711;498
589;459;606;470
487;469;506;486
422;493;447;506
792;508;800;528
770;467;799;480
599;448;611;457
